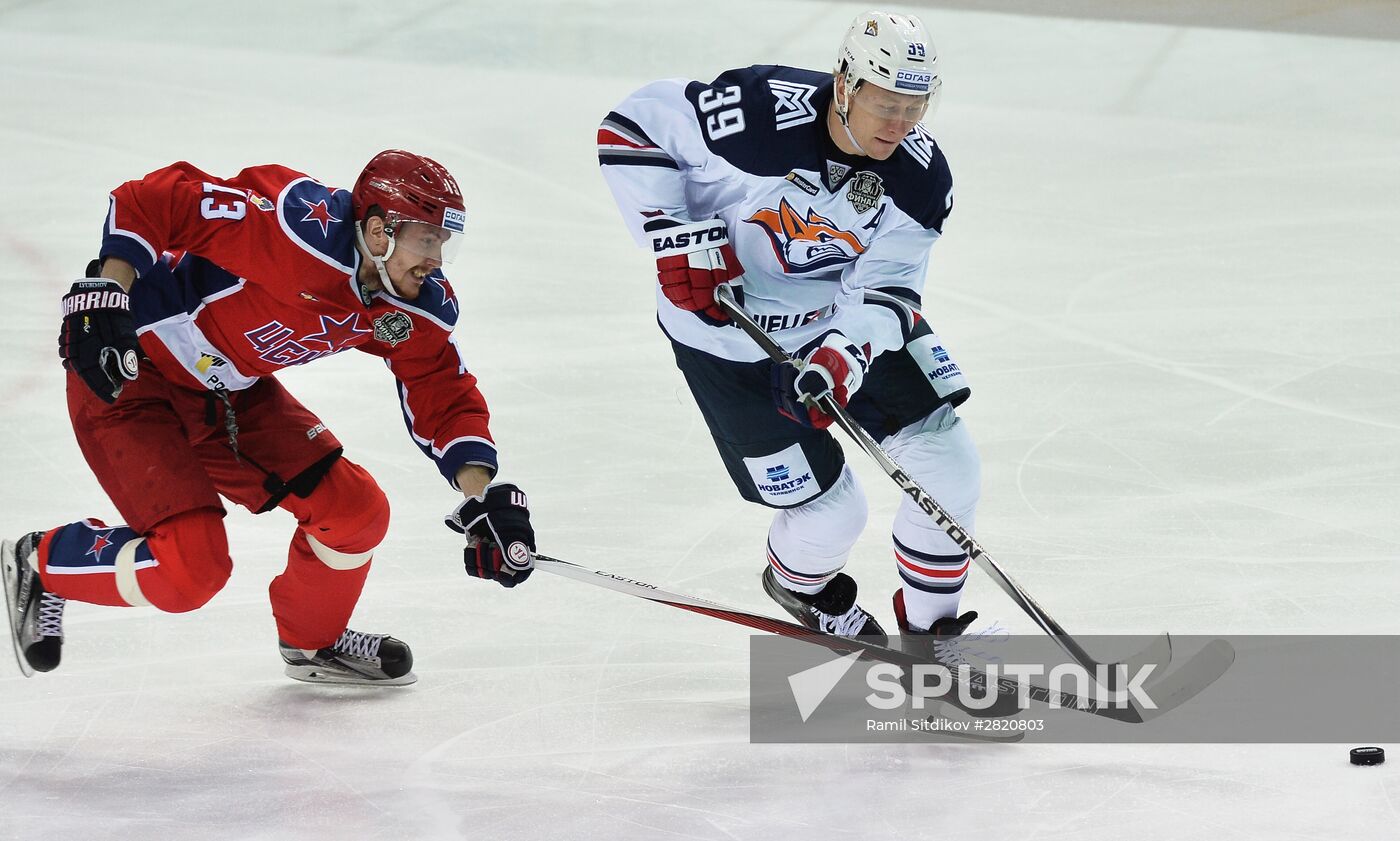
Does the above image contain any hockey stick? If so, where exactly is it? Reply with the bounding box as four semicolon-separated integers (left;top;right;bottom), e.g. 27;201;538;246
534;553;1223;725
712;284;1204;690
536;553;1019;741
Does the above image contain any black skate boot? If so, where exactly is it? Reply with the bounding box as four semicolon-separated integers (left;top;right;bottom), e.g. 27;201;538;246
2;531;65;677
893;591;1022;727
893;588;980;678
762;567;887;643
280;629;416;686
892;589;977;641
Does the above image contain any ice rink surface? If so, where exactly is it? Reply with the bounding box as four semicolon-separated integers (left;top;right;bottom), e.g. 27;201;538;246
2;0;1398;838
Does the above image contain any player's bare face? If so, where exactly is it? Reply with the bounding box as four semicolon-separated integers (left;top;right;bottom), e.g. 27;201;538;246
383;221;448;300
842;83;928;159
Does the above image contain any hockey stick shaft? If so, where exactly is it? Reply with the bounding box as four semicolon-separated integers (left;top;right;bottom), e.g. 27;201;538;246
712;284;1114;678
534;553;1147;723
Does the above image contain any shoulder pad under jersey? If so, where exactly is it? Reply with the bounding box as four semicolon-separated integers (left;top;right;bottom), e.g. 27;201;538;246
888;123;953;232
684;65;831;176
278;177;357;272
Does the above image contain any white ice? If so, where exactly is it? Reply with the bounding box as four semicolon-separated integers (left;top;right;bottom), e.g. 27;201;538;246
2;1;1398;838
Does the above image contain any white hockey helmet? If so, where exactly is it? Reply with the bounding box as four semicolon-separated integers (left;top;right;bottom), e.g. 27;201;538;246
834;11;941;123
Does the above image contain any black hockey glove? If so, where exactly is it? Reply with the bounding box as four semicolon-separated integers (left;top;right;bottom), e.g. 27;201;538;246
59;279;141;403
445;483;536;588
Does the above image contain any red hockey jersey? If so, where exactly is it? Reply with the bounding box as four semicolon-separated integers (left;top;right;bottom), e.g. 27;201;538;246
99;161;496;486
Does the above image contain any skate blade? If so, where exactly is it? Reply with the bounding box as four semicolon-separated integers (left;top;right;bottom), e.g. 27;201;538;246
283;663;417;687
1;540;35;679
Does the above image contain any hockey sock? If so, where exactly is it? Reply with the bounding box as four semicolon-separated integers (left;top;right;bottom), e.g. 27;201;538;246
766;466;866;595
38;510;231;610
270;530;372;650
893;532;970;631
882;406;981;632
270;459;386;649
37;519;156;606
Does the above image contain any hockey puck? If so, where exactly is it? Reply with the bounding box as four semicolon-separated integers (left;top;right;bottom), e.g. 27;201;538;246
1350;747;1385;766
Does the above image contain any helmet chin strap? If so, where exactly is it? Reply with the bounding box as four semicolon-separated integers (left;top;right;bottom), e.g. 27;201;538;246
834;74;869;157
840;121;868;157
355;221;402;297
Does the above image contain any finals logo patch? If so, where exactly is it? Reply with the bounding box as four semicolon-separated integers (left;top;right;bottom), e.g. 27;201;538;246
846;171;884;214
373;311;414;347
745;198;867;273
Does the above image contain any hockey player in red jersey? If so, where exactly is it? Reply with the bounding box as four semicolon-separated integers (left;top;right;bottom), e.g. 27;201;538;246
1;150;536;685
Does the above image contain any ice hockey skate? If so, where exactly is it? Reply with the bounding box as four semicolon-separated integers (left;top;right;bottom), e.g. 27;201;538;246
892;589;977;640
280;628;416;686
762;566;887;643
2;532;65;677
891;589;983;676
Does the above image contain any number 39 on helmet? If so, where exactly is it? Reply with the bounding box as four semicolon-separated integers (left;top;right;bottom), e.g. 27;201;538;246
834;11;942;124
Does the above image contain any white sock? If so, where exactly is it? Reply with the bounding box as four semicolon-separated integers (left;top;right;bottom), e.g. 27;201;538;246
766;466;866;595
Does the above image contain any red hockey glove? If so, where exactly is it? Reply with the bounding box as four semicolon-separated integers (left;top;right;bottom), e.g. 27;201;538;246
648;217;743;326
771;332;869;429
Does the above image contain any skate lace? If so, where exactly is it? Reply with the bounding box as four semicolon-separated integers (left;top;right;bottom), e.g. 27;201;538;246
333;629;384;660
932;638;969;665
37;593;65;638
819;604;873;636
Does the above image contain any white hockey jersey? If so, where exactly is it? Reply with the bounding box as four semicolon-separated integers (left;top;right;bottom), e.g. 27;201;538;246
599;64;954;364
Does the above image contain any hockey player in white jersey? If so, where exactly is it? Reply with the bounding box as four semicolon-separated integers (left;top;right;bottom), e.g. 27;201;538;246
599;11;980;643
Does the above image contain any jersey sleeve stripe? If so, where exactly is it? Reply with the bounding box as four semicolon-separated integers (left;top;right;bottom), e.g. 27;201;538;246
439;438;500;488
598;152;680;169
101;195;159;275
863;288;921;338
600;113;660;148
597;127;656;151
395;382;499;485
598;114;680;168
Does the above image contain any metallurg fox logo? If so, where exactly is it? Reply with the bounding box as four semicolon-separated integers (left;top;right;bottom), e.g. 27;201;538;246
746;198;867;274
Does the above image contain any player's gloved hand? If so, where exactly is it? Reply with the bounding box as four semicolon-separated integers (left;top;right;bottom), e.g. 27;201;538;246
648;217;743;326
59;279;141;404
445;483;536;588
771;332;870;429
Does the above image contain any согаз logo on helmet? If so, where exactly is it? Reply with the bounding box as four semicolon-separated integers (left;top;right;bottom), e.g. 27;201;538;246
895;70;933;92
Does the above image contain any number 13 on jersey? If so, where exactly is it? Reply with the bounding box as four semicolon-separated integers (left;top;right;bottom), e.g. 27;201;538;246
200;182;248;220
